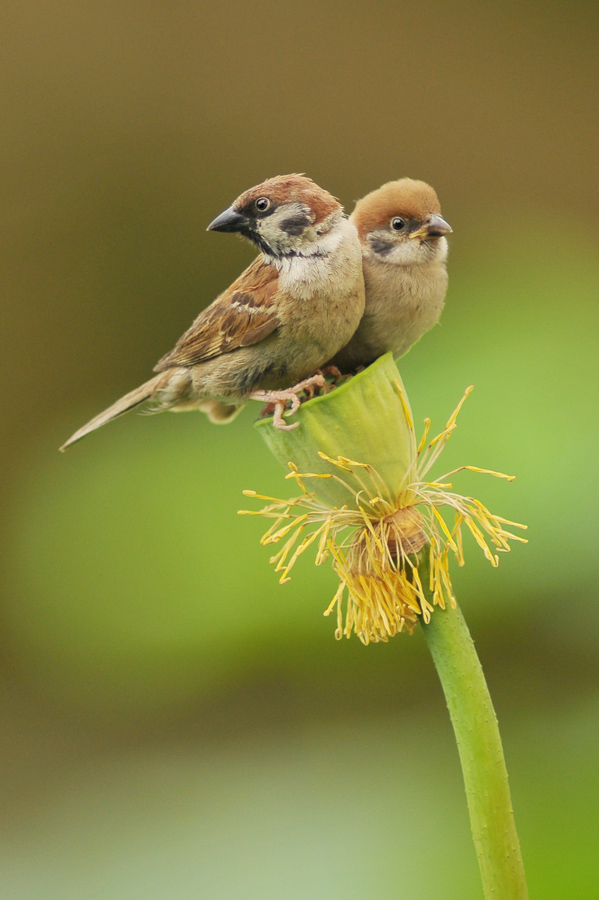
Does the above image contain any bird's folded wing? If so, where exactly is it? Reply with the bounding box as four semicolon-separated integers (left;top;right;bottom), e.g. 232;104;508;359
154;257;281;371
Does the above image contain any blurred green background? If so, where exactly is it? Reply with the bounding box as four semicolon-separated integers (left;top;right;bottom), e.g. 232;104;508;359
1;2;598;897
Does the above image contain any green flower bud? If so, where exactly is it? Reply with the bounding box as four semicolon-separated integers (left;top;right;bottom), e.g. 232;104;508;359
254;354;416;509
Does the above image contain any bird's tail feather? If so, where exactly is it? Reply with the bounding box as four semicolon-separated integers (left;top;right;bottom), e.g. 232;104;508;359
60;374;167;451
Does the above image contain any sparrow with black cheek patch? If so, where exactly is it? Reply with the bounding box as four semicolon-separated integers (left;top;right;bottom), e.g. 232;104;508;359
60;174;365;449
329;179;451;373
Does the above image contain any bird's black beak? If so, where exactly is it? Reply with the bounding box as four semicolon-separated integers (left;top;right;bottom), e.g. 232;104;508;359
410;214;453;241
207;206;251;234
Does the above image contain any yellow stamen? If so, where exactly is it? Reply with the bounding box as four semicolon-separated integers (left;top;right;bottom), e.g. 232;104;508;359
417;418;431;454
394;379;414;430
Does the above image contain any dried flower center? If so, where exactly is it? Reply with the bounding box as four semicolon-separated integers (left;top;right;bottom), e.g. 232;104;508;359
384;507;429;558
348;506;428;577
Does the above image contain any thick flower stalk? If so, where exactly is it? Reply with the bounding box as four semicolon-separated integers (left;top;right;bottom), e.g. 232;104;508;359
242;354;526;644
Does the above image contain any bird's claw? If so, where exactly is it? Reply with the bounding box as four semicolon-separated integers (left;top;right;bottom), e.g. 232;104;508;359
250;374;328;430
289;371;328;399
250;389;302;430
321;364;343;382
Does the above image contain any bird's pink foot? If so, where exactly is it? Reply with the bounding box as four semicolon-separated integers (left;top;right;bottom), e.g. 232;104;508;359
249;389;302;431
289;371;328;399
250;373;327;430
321;364;342;382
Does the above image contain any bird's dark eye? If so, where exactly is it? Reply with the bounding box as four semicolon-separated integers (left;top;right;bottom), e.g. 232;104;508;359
255;197;271;212
391;217;405;231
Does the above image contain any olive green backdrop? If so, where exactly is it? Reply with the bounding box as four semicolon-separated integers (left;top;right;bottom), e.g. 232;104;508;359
1;2;598;897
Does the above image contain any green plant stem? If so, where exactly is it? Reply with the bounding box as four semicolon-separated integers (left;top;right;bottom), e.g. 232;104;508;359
421;603;529;900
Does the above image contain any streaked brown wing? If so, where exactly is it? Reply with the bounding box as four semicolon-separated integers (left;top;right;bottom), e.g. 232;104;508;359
154;257;281;371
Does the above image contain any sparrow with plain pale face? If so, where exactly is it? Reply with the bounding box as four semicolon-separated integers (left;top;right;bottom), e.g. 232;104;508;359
60;174;365;449
329;179;451;373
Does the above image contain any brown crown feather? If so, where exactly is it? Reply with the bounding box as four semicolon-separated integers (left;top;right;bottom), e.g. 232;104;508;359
234;174;341;225
351;179;442;239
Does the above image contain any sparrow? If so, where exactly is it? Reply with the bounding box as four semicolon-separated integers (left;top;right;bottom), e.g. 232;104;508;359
328;178;451;373
60;174;365;450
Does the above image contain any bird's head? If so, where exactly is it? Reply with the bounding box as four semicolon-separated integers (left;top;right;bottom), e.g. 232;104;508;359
207;174;343;258
351;179;451;268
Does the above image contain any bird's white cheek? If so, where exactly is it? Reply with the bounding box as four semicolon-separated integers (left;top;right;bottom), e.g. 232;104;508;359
256;217;284;249
382;242;422;267
380;237;448;267
256;203;313;254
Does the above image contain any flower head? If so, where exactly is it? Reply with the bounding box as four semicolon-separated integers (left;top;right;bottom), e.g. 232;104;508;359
241;355;527;644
